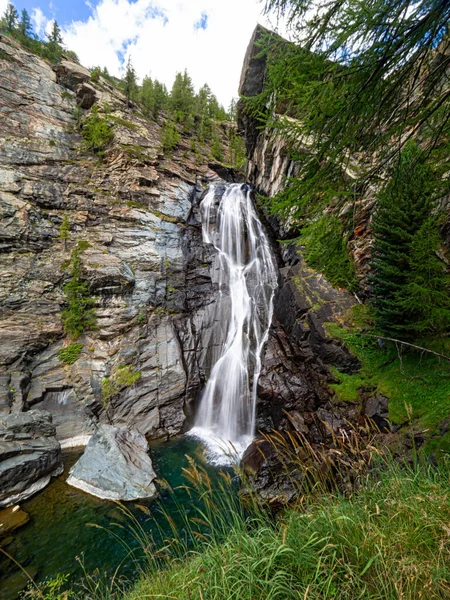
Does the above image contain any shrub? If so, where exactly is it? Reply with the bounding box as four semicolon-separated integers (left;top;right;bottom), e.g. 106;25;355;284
58;343;83;365
81;104;113;154
102;365;141;404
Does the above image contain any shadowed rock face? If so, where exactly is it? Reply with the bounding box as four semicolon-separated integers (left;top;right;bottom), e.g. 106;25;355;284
0;410;62;507
67;425;157;501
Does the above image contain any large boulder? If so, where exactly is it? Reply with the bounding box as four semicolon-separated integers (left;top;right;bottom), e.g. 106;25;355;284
0;410;63;507
67;425;158;501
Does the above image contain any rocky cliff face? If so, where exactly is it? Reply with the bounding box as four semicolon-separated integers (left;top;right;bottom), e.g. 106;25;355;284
0;35;232;448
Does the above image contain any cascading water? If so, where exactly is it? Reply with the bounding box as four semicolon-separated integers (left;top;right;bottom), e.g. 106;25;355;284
189;183;278;464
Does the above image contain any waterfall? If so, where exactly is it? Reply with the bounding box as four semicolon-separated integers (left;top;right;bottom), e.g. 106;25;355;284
189;183;278;464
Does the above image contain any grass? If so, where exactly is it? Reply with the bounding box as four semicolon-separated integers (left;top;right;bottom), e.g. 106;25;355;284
120;457;450;600
325;306;450;429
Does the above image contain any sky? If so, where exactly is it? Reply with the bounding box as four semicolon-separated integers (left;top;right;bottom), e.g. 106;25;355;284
1;0;285;107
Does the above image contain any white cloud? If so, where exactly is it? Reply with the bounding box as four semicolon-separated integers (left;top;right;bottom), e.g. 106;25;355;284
61;0;278;107
0;0;10;18
31;7;50;39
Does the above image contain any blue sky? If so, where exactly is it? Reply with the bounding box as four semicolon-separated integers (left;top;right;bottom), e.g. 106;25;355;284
1;0;283;106
13;0;93;26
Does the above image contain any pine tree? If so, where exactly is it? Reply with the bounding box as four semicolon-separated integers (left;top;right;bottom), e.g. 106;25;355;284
370;143;447;339
399;218;450;336
170;70;195;124
124;56;137;105
59;213;71;250
140;76;155;117
46;21;64;62
19;8;32;37
1;3;19;32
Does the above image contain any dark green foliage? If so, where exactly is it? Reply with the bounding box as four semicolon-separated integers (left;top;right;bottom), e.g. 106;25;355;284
227;127;246;170
161;120;180;152
124;56;138;105
370;143;449;338
211;131;224;162
44;21;64;62
61;241;96;339
81;104;114;154
251;0;450;215
18;9;32;37
399;217;450;335
59;213;70;249
140;76;168;119
301;214;357;290
170;70;196;125
1;3;18;32
58;342;83;365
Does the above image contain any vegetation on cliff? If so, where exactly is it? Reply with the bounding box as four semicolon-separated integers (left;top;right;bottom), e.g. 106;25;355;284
245;0;450;344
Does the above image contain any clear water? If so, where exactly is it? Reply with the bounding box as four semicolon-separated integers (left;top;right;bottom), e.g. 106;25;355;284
0;437;228;599
189;184;277;463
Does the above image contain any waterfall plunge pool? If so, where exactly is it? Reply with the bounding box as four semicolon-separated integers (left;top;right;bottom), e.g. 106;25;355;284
0;437;233;600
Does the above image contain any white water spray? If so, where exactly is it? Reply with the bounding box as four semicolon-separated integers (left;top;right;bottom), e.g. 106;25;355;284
189;183;278;464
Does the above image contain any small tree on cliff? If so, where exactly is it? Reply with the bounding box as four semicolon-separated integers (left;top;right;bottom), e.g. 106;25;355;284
45;21;64;62
1;3;19;33
124;56;138;105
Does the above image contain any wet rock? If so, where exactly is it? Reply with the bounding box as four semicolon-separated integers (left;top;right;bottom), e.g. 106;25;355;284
364;394;390;430
0;506;30;537
67;425;157;501
0;410;62;507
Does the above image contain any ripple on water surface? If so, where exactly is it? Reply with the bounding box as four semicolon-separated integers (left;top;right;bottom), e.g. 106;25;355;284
0;436;226;600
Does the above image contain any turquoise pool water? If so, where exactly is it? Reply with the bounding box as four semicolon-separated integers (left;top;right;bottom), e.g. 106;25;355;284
0;436;227;599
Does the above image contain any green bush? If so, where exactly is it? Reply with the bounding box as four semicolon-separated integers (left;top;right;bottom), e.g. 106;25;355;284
58;343;83;365
61;242;96;339
102;365;141;404
81;104;113;154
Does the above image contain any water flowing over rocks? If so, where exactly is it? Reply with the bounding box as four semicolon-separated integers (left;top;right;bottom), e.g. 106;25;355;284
67;425;157;501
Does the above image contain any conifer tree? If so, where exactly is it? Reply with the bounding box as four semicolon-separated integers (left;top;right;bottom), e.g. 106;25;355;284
46;21;64;62
124;56;138;105
1;3;19;32
256;0;450;214
370;143;448;339
19;8;32;37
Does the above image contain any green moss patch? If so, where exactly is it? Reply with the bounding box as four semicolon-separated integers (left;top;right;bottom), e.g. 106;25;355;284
326;307;450;429
102;365;141;404
58;343;83;365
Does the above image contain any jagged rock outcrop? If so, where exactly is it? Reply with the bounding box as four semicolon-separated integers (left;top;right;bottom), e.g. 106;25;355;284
0;410;62;507
67;425;157;501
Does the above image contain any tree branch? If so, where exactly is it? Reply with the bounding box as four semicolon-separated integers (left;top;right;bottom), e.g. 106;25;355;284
364;333;450;362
